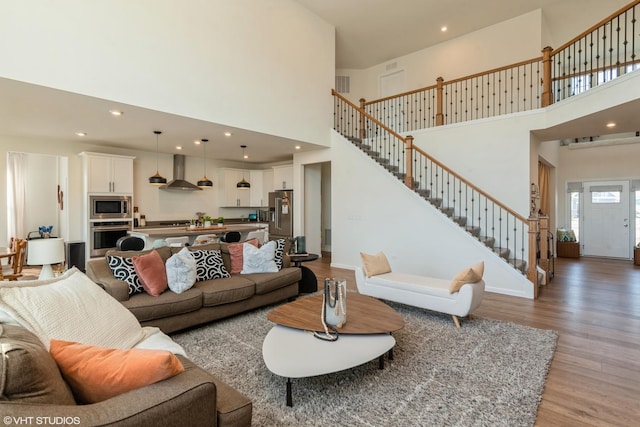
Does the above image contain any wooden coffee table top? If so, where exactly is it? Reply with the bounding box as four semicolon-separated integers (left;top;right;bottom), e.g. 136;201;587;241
267;292;404;334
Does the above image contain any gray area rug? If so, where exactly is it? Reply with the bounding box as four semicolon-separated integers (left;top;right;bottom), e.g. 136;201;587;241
172;301;557;426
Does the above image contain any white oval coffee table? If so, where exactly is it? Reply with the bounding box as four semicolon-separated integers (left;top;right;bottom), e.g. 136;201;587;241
263;293;404;406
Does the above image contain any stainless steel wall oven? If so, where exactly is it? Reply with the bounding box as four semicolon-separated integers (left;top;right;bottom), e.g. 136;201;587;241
89;221;131;257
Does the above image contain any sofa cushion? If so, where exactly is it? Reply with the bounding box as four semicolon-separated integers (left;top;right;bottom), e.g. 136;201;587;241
228;239;259;274
50;339;184;404
122;288;203;322
194;276;256;307
165;247;197;294
360;251;392;277
0;324;76;405
241;240;278;274
450;261;484;293
245;267;302;295
132;250;168;297
108;254;144;294
273;238;286;270
0;268;147;351
190;249;231;281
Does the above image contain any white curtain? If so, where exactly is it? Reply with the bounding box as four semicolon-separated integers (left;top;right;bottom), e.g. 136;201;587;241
7;152;27;241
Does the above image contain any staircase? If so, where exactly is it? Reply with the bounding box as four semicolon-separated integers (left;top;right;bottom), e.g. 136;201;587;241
349;135;529;274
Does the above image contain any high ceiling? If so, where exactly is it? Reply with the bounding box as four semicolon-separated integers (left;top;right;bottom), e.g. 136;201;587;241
295;0;565;69
1;0;636;161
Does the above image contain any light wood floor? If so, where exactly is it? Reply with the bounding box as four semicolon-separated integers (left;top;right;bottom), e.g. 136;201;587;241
304;254;640;427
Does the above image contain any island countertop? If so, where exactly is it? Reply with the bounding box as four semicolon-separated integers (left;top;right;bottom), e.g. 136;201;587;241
129;224;264;238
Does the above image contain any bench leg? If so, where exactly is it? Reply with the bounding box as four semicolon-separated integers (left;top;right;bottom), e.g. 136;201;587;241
452;315;461;328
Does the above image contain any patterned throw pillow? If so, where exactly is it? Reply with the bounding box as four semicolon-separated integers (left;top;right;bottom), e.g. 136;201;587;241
107;255;143;295
273;239;286;270
190;249;230;281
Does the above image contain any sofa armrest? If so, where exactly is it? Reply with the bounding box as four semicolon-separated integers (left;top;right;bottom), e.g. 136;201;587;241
85;258;130;301
0;356;218;427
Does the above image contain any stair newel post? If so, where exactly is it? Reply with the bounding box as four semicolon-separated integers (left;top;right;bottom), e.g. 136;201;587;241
541;46;553;107
526;216;540;298
538;215;550;282
435;77;444;126
359;98;367;140
404;135;414;189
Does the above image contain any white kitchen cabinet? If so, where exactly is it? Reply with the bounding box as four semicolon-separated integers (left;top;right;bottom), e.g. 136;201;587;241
221;169;250;207
250;170;273;207
272;165;293;190
80;152;134;194
221;169;271;207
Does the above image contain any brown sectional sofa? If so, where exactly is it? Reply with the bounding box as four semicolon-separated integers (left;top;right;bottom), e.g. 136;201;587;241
0;323;251;427
86;241;302;333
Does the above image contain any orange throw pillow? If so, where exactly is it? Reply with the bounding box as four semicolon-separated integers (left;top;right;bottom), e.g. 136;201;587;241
132;250;168;296
49;339;184;404
449;261;484;293
228;238;259;274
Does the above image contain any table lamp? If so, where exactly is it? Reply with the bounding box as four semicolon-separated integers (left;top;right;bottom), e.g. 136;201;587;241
27;238;65;279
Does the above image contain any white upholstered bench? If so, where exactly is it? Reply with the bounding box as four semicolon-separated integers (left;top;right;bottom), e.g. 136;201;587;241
355;254;485;328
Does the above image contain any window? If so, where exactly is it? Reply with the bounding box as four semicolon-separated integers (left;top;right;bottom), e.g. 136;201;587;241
570;191;580;242
591;191;621;204
636;190;640;246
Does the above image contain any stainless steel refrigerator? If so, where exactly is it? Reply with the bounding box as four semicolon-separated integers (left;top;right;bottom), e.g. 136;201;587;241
268;190;293;240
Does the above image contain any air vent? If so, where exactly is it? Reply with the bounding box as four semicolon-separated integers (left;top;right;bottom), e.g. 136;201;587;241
386;62;398;71
335;76;350;93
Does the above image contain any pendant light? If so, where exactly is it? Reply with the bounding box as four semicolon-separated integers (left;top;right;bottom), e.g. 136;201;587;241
197;138;213;188
237;145;251;189
148;130;167;185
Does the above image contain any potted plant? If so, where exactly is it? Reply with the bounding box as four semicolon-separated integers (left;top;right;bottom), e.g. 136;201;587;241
217;216;224;227
203;216;213;228
189;219;197;229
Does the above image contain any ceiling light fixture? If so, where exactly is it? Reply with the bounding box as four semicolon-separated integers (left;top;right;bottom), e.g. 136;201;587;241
109;109;123;116
148;130;167;186
441;26;447;32
224;132;232;137
75;131;87;137
606;122;616;128
236;145;251;189
197;138;213;188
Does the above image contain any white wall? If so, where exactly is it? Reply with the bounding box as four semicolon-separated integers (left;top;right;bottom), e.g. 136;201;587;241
410;111;546;217
0;0;335;147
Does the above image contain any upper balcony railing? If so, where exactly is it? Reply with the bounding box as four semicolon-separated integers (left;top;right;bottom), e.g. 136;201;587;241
362;0;640;130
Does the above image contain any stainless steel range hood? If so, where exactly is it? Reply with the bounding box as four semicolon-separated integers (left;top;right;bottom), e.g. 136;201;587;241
161;154;201;191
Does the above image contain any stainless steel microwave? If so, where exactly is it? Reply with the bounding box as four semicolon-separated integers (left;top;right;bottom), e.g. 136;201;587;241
90;195;132;220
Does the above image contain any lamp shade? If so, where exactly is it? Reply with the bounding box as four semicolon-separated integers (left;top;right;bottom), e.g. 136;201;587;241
27;238;65;279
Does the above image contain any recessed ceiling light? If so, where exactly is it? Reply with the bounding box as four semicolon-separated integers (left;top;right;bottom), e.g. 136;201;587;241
75;131;87;137
109;109;123;116
606;122;616;128
194;140;201;145
441;26;447;32
176;146;183;150
224;132;232;137
295;145;301;150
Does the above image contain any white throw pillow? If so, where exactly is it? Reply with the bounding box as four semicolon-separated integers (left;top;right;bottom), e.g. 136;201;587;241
0;268;146;350
165;247;197;294
241;240;278;274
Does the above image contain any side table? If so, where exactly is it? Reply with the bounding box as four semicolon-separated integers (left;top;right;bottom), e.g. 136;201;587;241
290;253;319;293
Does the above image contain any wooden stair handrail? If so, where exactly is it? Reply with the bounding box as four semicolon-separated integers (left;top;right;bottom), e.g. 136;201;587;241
333;89;528;224
551;0;640;55
332;89;407;142
443;56;542;86
411;144;529;223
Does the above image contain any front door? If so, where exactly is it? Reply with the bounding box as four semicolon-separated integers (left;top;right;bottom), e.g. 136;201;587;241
582;180;631;258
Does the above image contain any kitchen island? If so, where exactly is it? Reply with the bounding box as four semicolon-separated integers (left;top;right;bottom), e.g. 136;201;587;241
129;223;267;249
